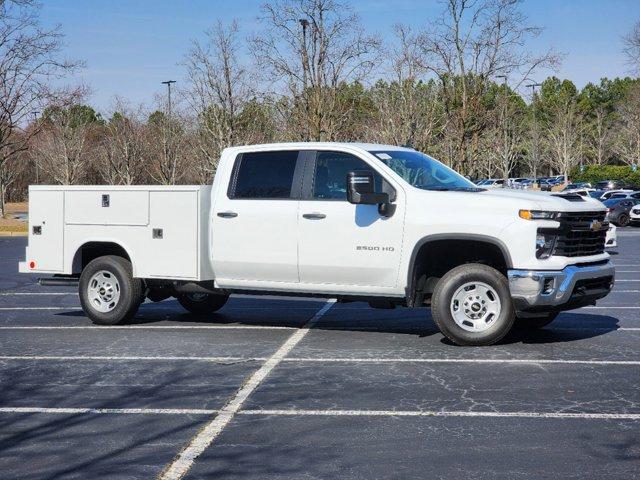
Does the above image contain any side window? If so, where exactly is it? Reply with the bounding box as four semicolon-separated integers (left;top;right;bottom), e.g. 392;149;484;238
232;151;299;199
312;151;383;200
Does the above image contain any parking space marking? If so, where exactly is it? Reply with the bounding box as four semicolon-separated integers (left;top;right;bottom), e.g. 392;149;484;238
0;355;264;362
0;307;69;310
612;279;640;282
2;407;637;421
0;407;218;415
0;325;295;331
283;358;640;366
0;292;72;296
159;299;336;480
238;409;640;420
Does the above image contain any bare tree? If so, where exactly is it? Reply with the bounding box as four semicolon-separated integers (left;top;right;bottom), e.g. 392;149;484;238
589;107;611;165
614;84;640;167
184;21;249;180
29;112;93;185
97;99;146;184
144;108;190;185
418;0;558;173
0;0;82;214
251;0;380;141
546;97;583;182
623;20;640;75
368;25;441;150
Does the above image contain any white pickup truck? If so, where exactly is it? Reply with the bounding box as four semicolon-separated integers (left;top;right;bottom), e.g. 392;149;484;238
20;142;615;346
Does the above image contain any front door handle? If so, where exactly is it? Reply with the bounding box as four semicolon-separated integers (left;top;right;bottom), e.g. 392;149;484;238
217;211;238;218
303;213;326;220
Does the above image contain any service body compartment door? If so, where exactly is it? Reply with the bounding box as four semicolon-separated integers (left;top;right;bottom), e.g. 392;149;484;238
65;190;149;226
27;190;64;272
142;191;199;279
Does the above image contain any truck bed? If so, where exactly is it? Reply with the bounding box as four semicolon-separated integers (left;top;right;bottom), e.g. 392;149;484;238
19;185;214;281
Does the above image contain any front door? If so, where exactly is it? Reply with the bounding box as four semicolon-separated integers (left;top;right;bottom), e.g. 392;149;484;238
211;150;303;284
297;150;405;290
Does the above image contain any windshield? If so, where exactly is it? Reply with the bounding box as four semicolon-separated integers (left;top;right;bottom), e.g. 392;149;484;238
369;150;478;191
603;199;622;207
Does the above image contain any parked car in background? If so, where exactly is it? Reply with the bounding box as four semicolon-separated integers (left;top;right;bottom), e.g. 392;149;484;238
563;182;592;191
603;198;640;226
519;179;536;189
630;203;640;225
599;189;634;201
607;191;640;200
477;178;505;188
595;180;627;190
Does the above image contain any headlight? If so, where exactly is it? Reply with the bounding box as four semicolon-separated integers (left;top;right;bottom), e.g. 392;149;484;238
519;210;559;220
536;231;557;259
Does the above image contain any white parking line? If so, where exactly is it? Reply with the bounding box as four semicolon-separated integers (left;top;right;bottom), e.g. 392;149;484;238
0;355;264;362
1;406;637;421
613;279;640;282
238;409;640;421
0;307;69;311
0;292;72;296
584;306;640;309
283;357;640;366
0;355;638;366
0;407;219;415
0;325;295;330
159;299;336;480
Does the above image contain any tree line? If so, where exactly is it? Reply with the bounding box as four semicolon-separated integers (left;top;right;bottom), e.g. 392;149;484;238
2;0;640;215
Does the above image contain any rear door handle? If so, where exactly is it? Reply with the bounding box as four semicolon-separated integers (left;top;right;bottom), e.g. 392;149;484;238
302;213;326;220
217;211;238;218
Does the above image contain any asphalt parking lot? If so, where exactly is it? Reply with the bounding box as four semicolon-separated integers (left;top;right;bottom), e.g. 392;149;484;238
0;234;639;479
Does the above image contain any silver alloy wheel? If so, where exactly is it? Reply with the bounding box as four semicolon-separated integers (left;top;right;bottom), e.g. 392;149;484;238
450;281;501;332
87;270;121;313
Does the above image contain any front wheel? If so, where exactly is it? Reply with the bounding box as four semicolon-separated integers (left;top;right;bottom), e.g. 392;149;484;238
431;264;515;346
177;293;229;315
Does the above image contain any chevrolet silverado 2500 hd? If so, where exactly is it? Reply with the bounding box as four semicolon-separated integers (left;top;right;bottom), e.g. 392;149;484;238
20;143;615;346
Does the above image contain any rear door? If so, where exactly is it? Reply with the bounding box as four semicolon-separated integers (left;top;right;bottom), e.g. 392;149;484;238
211;150;303;284
297;150;405;289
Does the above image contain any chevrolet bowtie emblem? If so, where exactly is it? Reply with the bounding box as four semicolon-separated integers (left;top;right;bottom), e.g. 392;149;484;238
590;220;603;231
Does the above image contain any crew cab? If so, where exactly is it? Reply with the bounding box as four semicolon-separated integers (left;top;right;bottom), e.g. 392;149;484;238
20;143;615;346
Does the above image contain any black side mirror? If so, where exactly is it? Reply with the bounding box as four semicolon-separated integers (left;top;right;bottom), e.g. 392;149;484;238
346;170;393;217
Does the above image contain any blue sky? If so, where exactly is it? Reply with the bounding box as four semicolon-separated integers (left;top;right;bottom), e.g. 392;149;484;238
40;0;640;114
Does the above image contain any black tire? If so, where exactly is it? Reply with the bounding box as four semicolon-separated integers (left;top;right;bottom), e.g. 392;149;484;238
431;263;515;346
79;255;143;325
515;312;559;329
617;214;630;227
177;293;228;314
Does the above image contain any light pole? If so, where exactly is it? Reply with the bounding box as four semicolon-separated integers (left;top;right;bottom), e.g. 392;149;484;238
31;111;40;183
526;82;542;182
496;75;508;186
161;80;176;119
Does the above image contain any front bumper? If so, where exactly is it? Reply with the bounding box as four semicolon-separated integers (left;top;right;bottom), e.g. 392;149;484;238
508;262;615;312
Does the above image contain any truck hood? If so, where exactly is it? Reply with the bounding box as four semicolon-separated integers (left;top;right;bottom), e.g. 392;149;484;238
476;188;605;212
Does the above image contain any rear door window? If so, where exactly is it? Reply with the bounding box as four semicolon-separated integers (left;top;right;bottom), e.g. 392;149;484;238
231;151;299;199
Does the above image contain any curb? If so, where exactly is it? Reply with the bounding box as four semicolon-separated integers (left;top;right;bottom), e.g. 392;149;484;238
0;231;27;237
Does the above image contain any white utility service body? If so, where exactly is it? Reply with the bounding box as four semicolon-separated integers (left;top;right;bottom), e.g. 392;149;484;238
20;142;615;346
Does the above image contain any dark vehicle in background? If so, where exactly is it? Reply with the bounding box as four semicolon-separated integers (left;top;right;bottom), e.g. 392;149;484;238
539;176;565;191
563;182;591;190
595;180;627;190
603;198;640;227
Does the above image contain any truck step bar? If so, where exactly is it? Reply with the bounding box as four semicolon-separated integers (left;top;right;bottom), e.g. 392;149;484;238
38;276;79;287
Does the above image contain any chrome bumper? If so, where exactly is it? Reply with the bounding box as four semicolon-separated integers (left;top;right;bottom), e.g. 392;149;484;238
508;262;615;310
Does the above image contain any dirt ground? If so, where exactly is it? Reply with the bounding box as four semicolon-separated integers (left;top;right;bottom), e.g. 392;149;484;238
1;203;28;231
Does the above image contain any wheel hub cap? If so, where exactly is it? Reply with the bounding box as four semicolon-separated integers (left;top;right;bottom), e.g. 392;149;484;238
450;282;501;332
87;270;121;313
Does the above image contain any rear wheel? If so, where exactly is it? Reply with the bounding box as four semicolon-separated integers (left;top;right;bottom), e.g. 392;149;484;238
431;264;515;346
177;293;228;314
515;312;559;329
79;255;142;325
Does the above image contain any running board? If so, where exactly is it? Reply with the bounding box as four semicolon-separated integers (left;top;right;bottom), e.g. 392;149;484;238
38;277;79;287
